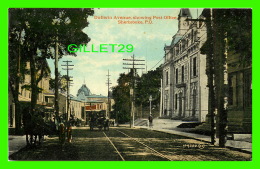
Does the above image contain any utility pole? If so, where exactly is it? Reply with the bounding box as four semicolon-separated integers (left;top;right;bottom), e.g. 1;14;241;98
186;9;217;145
191;9;228;147
123;55;145;128
61;61;74;126
208;8;216;145
213;9;228;147
106;70;112;118
54;35;59;122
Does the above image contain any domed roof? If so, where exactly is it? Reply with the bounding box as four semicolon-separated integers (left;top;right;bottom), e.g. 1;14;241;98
77;84;92;97
77;91;88;101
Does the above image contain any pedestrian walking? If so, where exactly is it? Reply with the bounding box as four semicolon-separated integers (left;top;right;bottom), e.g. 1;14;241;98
59;123;66;150
148;115;153;128
67;124;72;143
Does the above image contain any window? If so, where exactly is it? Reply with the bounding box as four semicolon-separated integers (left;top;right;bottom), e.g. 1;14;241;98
181;65;184;83
191;29;194;42
228;75;234;105
166;71;169;85
182;41;185;51
194;31;197;41
175;94;178;110
192;88;197;116
175;68;178;84
164;91;168;113
244;70;252;108
81;107;85;119
193;57;197;77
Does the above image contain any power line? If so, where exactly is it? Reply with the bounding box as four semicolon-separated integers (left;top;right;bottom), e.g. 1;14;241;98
106;69;112;118
149;56;164;71
123;54;145;128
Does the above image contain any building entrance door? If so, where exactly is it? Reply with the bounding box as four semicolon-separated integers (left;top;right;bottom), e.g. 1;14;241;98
178;92;183;117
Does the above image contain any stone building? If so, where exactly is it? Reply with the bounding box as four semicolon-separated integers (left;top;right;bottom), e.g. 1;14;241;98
76;83;114;119
161;8;208;122
227;52;252;133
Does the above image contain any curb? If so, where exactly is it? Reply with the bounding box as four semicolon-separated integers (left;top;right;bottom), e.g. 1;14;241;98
134;126;252;154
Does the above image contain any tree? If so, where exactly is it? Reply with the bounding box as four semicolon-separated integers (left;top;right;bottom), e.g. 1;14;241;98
112;66;163;123
200;9;252;147
135;66;162;108
9;8;94;133
49;73;68;93
112;73;132;123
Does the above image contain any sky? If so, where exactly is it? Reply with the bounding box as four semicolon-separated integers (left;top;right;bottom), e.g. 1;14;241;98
47;8;203;97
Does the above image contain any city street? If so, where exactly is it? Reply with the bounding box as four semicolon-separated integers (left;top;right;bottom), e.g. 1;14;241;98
7;8;252;163
9;127;251;161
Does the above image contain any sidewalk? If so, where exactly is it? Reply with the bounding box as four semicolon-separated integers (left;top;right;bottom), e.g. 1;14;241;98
134;118;252;153
8;135;27;156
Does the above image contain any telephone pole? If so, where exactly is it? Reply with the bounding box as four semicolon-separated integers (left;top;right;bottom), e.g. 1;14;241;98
61;61;74;125
186;9;216;145
187;9;228;147
106;70;112;118
54;35;59;122
123;55;145;128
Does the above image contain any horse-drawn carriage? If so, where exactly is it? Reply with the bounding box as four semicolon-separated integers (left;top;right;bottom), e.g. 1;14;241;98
22;107;57;146
89;111;109;131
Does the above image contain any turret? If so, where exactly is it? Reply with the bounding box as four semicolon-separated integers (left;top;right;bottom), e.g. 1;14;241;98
178;8;192;35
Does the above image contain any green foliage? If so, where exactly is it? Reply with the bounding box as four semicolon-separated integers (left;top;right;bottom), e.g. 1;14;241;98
200;9;252;67
9;8;94;89
49;73;68;93
9;9;94;132
112;73;132;123
21;84;43;93
9;8;94;59
135;66;162;107
222;9;252;66
112;66;162;123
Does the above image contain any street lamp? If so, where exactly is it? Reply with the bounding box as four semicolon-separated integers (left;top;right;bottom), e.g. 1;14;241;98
149;95;152;116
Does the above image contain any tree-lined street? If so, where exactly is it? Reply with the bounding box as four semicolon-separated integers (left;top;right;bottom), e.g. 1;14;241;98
9;127;251;161
7;8;252;162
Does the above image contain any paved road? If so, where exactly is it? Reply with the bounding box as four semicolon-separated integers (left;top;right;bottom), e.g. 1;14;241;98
9;127;251;161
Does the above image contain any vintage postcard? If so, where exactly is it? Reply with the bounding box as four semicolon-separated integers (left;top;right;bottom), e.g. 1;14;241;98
8;8;252;161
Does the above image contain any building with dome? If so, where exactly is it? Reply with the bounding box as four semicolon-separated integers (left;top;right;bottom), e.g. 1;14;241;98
77;84;92;98
71;83;114;121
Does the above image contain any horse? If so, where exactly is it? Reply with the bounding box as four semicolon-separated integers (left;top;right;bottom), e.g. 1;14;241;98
22;108;45;146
